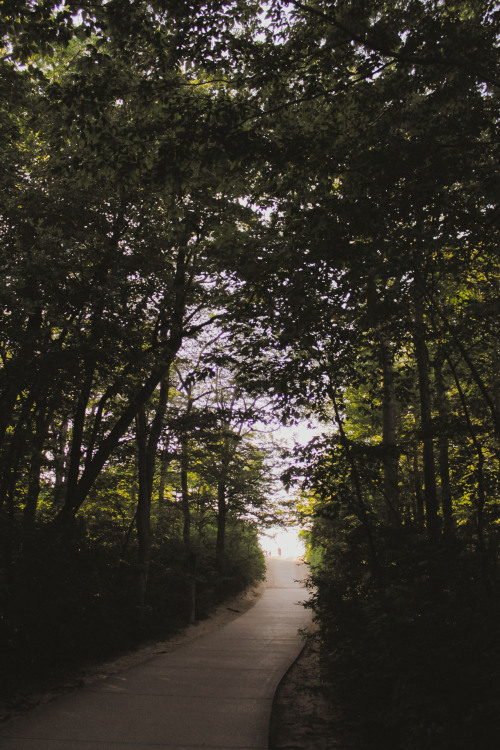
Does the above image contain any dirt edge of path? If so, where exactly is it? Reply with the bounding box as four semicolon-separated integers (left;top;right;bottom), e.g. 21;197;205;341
269;626;346;750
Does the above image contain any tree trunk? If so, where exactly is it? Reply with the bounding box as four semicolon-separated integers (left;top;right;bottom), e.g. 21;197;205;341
420;279;500;439
135;374;171;612
413;294;439;538
215;479;227;571
180;437;191;548
145;374;170;498
327;380;379;572
52;416;69;505
23;402;52;533
56;360;174;521
0;305;42;450
135;405;152;612
413;447;425;531
179;433;195;622
0;391;35;511
62;366;95;516
158;451;168;504
433;348;454;537
55;247;188;522
445;350;487;553
380;336;400;523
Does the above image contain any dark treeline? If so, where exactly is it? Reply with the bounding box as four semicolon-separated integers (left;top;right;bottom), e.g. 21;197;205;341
1;1;499;744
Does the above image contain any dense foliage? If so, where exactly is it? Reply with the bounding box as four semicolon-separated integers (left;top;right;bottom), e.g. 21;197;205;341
1;0;499;743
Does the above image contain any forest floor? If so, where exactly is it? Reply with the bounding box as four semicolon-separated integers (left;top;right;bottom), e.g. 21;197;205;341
0;572;342;748
269;626;345;750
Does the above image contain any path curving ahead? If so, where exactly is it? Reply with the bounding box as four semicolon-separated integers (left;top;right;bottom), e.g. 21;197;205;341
0;558;311;749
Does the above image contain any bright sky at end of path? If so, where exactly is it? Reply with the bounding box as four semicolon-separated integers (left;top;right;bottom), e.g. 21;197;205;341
260;526;305;558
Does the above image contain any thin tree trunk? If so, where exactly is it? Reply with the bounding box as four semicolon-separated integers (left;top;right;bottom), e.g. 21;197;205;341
0;391;36;511
413;447;425;531
327;380;378;572
418;276;500;439
445;349;487;552
180;437;191;548
135;374;171;612
23;402;52;532
55;247;188;522
52;416;69;505
158;451;168;504
0;305;42;450
215;479;227;571
135;405;152;612
433;348;454;537
56;359;174;521
180;434;195;622
62;366;95;517
380;336;400;523
413;294;439;538
0;431;24;570
145;374;170;499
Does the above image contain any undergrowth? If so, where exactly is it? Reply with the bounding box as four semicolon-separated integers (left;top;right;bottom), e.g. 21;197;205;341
309;525;500;749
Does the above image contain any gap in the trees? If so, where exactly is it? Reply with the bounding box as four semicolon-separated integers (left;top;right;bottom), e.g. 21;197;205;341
259;525;305;559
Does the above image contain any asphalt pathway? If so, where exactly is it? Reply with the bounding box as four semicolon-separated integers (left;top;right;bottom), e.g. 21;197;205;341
0;558;311;749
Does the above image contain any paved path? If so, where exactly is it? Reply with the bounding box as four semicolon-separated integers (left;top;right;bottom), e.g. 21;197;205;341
0;558;311;749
